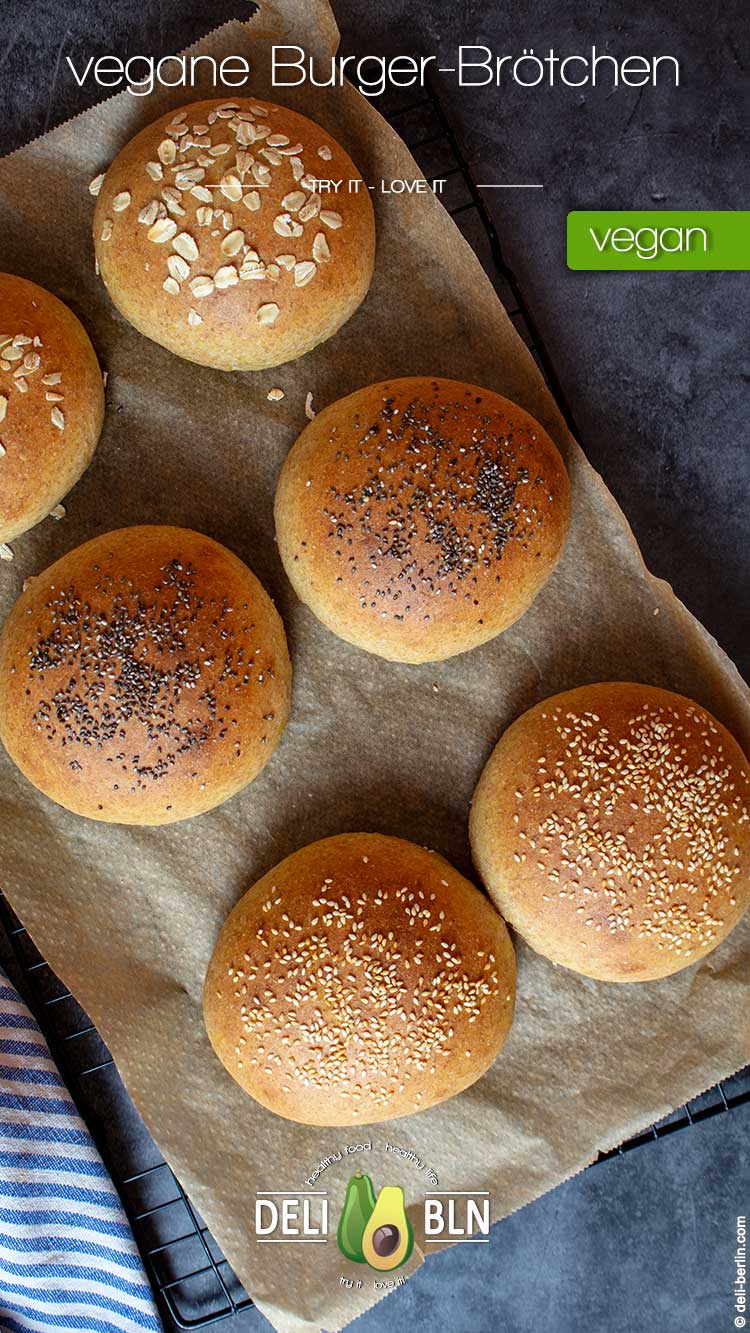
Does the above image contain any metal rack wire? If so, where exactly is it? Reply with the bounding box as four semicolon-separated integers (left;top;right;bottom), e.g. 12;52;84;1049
0;888;253;1330
0;75;747;1330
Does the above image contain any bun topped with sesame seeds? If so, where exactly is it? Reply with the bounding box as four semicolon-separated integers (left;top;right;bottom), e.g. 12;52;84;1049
204;833;516;1125
0;274;104;546
92;98;375;371
274;377;570;663
0;525;291;824
470;682;750;982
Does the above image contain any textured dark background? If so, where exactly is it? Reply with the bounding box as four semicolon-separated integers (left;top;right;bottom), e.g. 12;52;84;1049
0;2;748;1331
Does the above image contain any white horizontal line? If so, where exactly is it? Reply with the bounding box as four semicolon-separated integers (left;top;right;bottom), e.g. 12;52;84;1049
256;1191;327;1196
424;1238;490;1244
428;1191;490;1195
256;1238;328;1243
478;184;544;189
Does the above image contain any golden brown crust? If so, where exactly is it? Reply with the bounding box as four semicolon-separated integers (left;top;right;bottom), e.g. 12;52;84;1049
93;98;375;371
0;274;104;543
274;377;570;663
203;833;516;1125
0;525;291;824
470;682;750;982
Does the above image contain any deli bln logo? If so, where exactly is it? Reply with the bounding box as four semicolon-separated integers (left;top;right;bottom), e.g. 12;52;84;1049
255;1162;490;1278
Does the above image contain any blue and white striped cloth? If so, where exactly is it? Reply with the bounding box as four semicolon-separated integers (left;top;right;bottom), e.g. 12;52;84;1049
0;969;161;1333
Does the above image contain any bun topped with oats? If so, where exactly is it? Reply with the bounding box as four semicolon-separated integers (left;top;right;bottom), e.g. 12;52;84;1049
204;833;516;1125
0;274;104;547
470;682;750;982
92;98;375;371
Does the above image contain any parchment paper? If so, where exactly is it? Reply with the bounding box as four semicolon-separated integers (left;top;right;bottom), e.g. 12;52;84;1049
0;4;748;1330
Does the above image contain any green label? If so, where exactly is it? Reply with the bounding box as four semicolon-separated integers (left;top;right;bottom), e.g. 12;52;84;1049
567;211;750;270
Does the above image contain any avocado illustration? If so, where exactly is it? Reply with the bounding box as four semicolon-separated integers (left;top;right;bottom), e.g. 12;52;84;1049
337;1171;376;1263
361;1185;414;1271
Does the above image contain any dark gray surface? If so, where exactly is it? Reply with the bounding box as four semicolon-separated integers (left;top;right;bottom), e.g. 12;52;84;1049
0;2;748;1332
344;0;750;678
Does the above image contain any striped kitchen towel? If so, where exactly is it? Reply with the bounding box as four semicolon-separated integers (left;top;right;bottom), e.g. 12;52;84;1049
0;968;162;1333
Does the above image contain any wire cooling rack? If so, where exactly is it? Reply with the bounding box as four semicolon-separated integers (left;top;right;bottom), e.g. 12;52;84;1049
1;75;748;1331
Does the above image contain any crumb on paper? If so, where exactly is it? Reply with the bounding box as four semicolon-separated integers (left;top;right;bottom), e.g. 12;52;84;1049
49;504;66;520
0;542;14;561
305;391;315;420
267;387;285;402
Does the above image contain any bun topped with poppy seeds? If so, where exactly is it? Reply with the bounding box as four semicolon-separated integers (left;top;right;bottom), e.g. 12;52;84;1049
274;377;570;662
0;526;291;824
